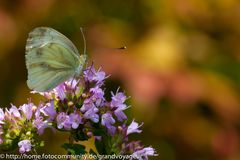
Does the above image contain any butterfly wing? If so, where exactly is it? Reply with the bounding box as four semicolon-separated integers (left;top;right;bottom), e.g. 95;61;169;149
26;27;80;57
25;27;81;92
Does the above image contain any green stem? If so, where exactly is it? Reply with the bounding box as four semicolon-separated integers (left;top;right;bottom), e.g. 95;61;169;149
67;133;74;160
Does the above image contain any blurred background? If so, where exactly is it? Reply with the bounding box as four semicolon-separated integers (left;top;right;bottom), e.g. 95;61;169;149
1;0;240;159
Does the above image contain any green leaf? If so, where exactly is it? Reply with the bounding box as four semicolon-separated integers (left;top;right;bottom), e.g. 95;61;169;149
72;129;89;141
93;128;106;137
89;149;99;160
62;143;87;155
89;148;97;155
0;137;19;151
92;127;109;154
95;138;107;155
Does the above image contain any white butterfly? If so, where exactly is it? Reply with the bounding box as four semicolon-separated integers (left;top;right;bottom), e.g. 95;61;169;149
25;27;87;92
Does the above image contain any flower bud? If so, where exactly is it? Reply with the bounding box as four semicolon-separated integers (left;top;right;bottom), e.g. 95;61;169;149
32;106;37;112
87;131;93;138
81;93;88;98
26;131;31;136
68;101;74;108
118;126;123;132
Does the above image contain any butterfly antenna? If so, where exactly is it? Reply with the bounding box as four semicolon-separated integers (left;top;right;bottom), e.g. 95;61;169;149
80;27;86;55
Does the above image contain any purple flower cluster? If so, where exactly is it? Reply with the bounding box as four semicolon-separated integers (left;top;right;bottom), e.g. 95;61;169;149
0;102;51;153
0;65;157;159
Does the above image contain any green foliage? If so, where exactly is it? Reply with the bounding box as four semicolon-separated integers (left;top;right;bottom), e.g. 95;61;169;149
71;128;89;142
62;143;87;155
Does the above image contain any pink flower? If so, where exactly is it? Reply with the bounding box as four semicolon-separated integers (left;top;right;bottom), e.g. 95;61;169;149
101;113;116;135
8;105;21;118
132;147;158;160
33;116;49;135
69;113;83;129
20;103;33;120
0;108;4;124
56;112;71;130
41;101;56;121
127;120;143;135
18;140;31;154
